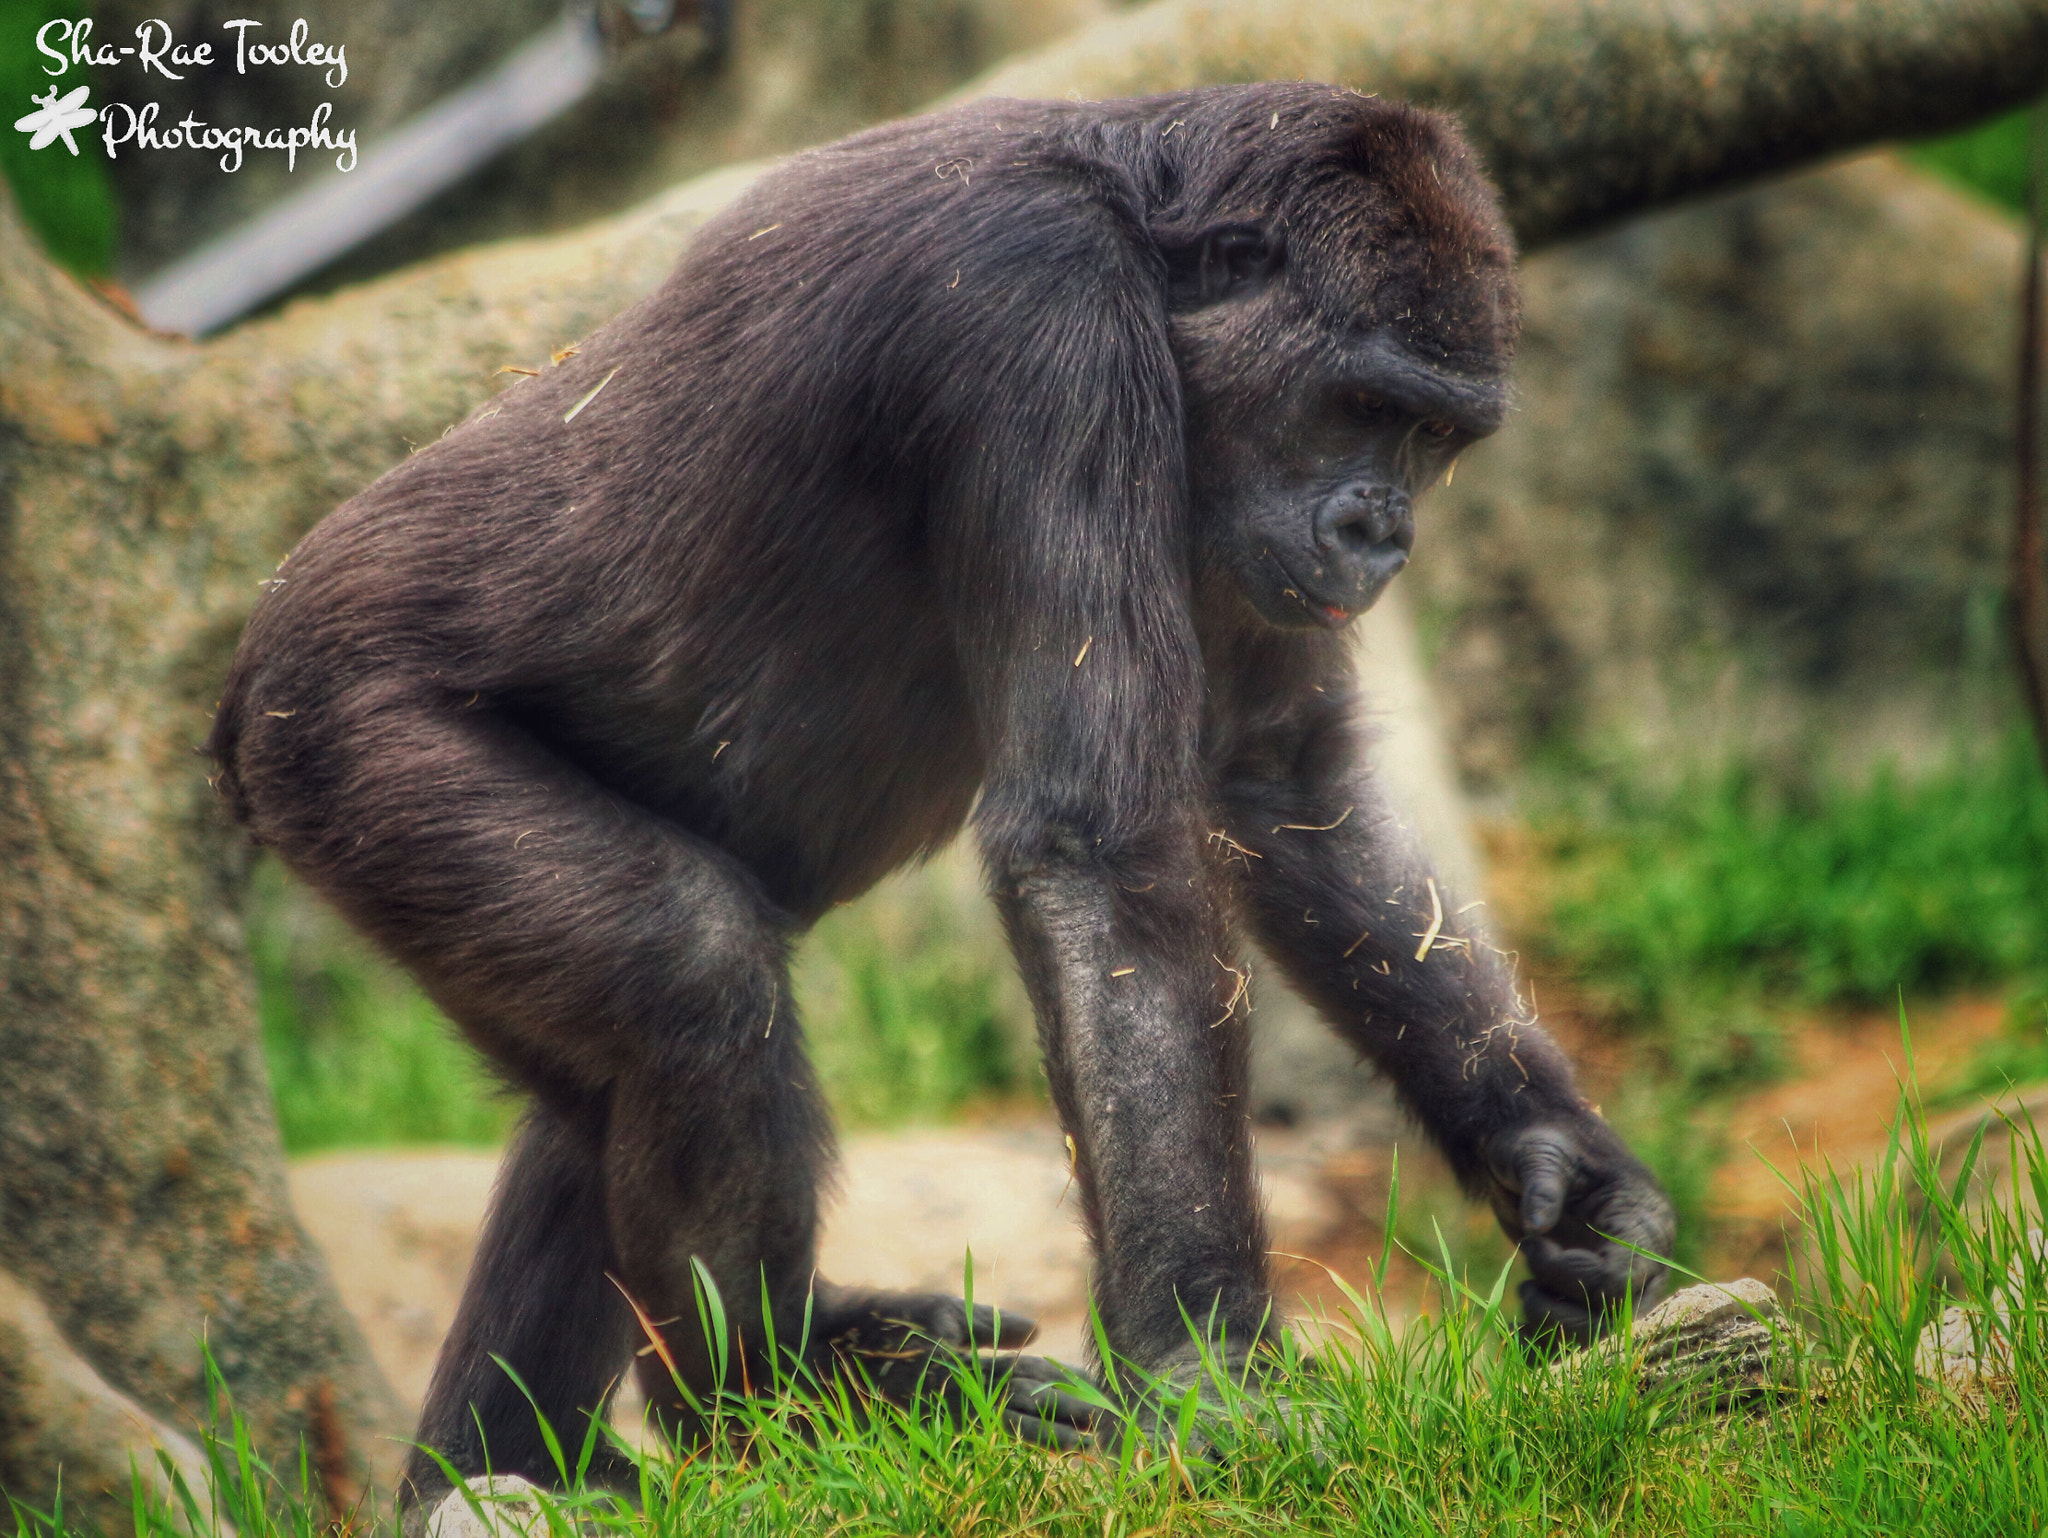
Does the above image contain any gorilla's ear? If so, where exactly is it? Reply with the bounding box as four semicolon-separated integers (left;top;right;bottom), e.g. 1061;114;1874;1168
1161;224;1283;308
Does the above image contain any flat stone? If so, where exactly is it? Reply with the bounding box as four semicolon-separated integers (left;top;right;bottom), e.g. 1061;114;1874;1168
1567;1278;1798;1406
1631;1278;1783;1363
425;1475;550;1538
1915;1305;2013;1385
1911;1226;2042;1385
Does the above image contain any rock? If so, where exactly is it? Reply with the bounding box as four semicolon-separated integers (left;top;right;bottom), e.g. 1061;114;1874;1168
0;1268;217;1538
425;1475;550;1538
1912;1226;2043;1386
1572;1278;1798;1405
288;1150;503;1411
1915;1305;2014;1385
1625;1278;1786;1373
1416;156;2021;789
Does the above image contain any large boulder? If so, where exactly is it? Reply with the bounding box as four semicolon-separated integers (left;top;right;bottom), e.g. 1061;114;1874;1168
0;1268;215;1537
1415;155;2019;793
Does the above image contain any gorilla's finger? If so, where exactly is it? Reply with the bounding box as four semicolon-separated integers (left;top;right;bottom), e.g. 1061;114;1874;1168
996;1353;1075;1387
861;1294;973;1347
973;1303;1038;1350
1517;1279;1595;1344
1518;1279;1592;1330
1525;1234;1666;1302
1632;1255;1672;1303
1003;1410;1089;1452
1521;1235;1628;1293
1515;1133;1573;1235
989;1356;1103;1425
1580;1195;1677;1252
1011;1382;1104;1431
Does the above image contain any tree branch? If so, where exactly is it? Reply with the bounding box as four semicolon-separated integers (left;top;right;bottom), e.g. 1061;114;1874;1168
966;0;2048;247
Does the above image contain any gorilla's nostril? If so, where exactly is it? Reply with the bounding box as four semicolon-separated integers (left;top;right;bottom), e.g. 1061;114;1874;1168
1315;489;1412;580
1332;512;1374;553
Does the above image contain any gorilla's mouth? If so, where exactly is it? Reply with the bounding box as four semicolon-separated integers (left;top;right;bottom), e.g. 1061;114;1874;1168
1268;551;1361;629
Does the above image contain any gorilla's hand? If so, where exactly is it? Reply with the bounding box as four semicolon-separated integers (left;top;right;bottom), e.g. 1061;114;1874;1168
814;1286;1102;1448
1482;1117;1676;1348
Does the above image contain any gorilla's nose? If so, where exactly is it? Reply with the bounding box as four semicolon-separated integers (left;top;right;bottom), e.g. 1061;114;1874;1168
1315;486;1414;599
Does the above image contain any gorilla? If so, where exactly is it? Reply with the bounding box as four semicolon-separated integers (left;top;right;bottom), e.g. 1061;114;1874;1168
209;80;1674;1498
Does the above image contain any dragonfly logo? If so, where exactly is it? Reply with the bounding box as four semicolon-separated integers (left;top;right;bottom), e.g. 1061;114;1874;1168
13;83;98;155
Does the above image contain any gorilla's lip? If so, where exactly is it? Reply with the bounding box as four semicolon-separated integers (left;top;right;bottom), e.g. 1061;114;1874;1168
1268;551;1358;628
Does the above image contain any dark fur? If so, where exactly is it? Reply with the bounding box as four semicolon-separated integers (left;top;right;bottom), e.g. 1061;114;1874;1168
210;83;1672;1497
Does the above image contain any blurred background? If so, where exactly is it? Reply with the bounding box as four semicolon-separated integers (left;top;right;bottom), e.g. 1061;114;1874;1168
6;0;2042;1412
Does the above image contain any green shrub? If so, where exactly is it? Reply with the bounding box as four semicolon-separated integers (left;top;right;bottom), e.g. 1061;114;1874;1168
1910;104;2029;213
250;855;1024;1151
0;0;116;274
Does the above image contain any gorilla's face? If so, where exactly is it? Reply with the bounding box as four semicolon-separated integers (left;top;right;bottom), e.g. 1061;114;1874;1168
1165;222;1516;630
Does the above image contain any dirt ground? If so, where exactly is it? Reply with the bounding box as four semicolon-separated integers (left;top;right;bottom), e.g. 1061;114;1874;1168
290;992;2034;1423
290;1116;1363;1416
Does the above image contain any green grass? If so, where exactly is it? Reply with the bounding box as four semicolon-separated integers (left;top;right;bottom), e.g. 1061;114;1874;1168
1528;734;2048;1091
250;855;1026;1153
14;1053;2046;1537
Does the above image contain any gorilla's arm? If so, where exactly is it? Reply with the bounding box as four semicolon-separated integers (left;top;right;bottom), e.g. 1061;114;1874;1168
923;179;1276;1377
1215;673;1673;1342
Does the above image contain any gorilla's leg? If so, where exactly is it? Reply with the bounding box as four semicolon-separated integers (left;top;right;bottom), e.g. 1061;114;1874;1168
226;687;1091;1457
402;1098;636;1512
601;973;831;1434
605;996;1098;1451
227;690;821;1474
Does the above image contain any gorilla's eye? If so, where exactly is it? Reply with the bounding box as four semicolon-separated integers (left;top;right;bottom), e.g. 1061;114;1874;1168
1347;390;1388;418
1422;419;1457;439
